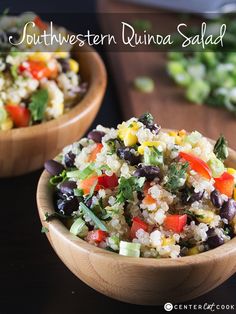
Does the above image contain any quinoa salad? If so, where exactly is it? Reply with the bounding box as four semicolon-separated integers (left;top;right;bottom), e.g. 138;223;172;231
44;113;236;258
0;13;86;130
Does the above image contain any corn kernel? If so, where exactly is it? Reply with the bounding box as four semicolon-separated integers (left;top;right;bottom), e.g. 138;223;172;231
162;236;175;246
54;51;69;59
194;209;215;224
138;141;165;155
28;52;52;62
1;117;13;130
118;122;139;146
227;168;236;175
175;136;182;145
124;132;138;146
234;187;236;201
187;246;199;256
69;58;79;73
168;131;177;137
178;129;187;137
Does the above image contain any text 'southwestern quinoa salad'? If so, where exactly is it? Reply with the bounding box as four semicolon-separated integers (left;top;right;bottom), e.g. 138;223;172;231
0;13;86;130
44;113;236;258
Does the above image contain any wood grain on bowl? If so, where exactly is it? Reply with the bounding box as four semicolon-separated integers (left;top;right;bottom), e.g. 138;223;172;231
37;132;236;305
0;44;107;177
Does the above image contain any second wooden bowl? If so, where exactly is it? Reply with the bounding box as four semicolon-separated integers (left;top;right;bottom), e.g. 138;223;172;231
0;45;107;177
36;139;236;305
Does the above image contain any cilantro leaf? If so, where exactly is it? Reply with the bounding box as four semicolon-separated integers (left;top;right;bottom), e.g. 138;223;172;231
213;135;228;162
44;211;71;222
164;162;188;193
29;89;48;122
116;176;145;204
41;226;49;233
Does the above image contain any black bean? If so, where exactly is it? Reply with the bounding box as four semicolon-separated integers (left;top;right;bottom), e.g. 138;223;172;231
133;165;160;181
59;181;77;196
87;130;105;143
210;190;224;208
206;233;224;249
44;160;65;176
57;58;70;72
117;147;141;166
148;123;161;135
138;113;154;126
220;199;236;221
57;196;79;215
64;151;76;168
181;187;204;205
138;113;161;134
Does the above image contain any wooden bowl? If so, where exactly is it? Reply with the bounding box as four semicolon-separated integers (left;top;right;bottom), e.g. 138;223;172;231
36;140;236;305
0;45;107;177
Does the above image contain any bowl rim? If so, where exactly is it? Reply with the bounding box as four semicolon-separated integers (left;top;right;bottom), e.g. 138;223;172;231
37;132;236;268
0;43;107;140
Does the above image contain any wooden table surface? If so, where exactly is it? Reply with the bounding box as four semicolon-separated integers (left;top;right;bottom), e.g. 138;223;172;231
98;0;236;150
0;1;236;313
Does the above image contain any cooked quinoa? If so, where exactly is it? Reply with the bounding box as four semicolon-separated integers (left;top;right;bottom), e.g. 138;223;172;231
0;13;86;130
45;113;236;258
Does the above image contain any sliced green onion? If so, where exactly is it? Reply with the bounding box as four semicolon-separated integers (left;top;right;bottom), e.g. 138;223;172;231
67;164;94;180
70;218;88;237
119;241;141;257
49;170;67;186
80;202;108;232
133;76;155;93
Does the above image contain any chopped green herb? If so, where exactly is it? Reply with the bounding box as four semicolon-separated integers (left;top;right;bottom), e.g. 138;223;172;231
133;76;155;93
213;135;229;162
164;162;188;193
41;226;49;234
29;89;48;122
44;211;71;222
80;202;108;232
116;176;145;204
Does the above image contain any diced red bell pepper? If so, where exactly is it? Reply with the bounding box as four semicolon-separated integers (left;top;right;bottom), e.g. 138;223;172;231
98;173;118;189
33;16;48;30
80;173;118;195
130;216;148;239
163;214;187;233
214;172;234;197
86;230;107;243
179;151;212;180
5;104;30;127
19;61;53;80
88;143;103;162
